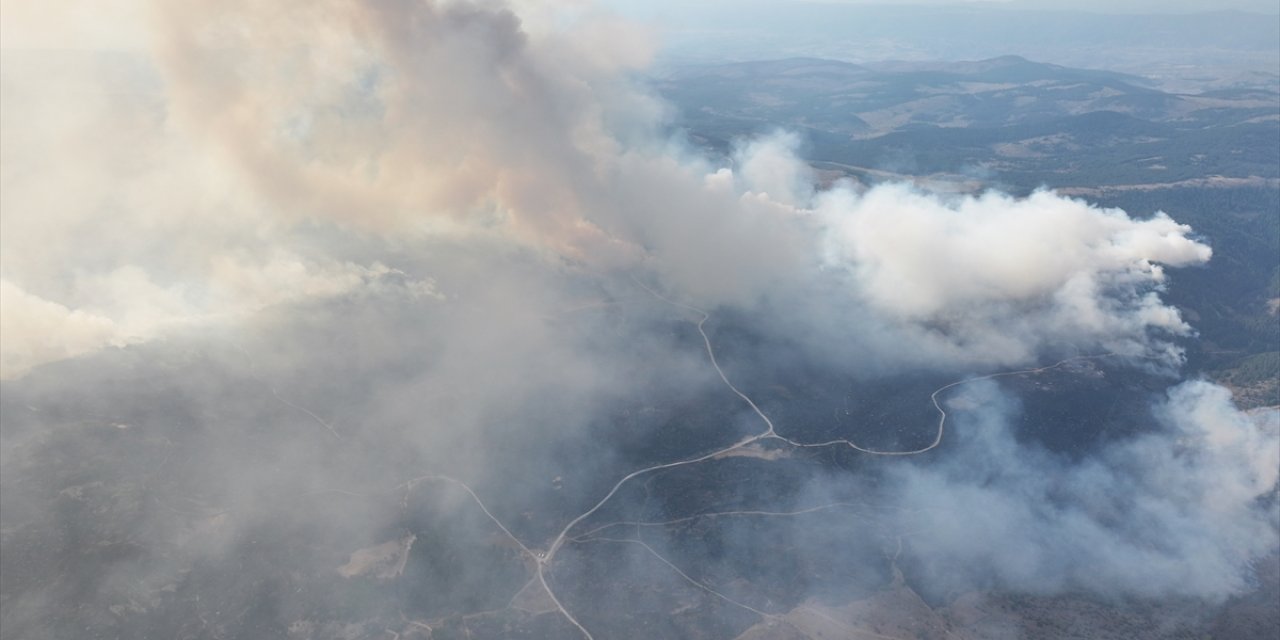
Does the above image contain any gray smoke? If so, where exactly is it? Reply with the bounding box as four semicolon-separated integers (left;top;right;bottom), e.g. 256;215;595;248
0;0;1275;637
885;379;1278;600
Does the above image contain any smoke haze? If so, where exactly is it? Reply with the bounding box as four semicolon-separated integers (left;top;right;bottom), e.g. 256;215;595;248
1;0;1275;638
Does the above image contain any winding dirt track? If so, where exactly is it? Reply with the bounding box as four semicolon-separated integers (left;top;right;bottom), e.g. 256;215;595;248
506;283;1117;638
300;281;1122;639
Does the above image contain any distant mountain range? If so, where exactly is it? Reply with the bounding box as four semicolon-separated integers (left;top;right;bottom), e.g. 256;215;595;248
659;55;1278;139
641;3;1279;88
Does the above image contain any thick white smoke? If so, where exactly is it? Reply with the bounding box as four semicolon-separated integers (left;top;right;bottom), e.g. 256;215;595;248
0;0;1211;378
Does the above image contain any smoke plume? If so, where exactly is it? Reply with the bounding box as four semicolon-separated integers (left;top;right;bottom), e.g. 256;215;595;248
1;0;1273;638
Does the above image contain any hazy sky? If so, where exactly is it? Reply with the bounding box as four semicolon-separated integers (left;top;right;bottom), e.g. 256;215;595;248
603;0;1280;15
589;0;1280;78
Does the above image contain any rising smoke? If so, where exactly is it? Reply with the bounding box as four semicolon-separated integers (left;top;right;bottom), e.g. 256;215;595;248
0;0;1274;637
